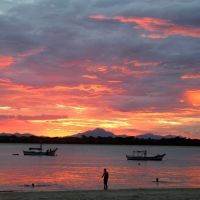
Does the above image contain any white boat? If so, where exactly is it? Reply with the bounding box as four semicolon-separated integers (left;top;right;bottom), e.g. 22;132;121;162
23;144;57;156
126;150;166;161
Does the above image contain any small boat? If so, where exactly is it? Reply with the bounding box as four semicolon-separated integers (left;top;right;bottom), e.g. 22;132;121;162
126;150;166;161
23;144;57;156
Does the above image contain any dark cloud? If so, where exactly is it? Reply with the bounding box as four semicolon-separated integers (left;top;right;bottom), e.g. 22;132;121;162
0;0;199;136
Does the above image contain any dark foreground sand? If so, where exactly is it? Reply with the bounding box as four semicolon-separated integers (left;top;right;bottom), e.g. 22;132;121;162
0;188;200;200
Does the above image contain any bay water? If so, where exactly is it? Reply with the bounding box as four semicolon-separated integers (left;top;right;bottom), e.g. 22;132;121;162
0;144;199;191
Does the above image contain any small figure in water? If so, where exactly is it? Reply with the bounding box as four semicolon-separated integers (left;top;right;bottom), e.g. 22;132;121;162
156;178;159;183
32;183;35;187
152;177;160;184
102;168;109;190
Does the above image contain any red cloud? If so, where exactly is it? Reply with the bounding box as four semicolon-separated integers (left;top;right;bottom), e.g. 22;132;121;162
141;34;168;39
90;15;200;38
0;55;14;69
87;65;108;72
181;74;200;79
125;59;161;67
16;47;46;61
82;75;98;79
0;48;45;69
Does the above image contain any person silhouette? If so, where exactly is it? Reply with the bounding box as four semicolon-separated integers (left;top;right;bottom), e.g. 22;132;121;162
102;168;109;190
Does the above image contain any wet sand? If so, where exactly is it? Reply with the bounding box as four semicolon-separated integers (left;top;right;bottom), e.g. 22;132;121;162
0;188;200;200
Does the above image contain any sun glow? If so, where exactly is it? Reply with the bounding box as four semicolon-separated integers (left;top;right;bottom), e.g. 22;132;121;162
0;106;11;110
186;90;200;106
158;120;182;125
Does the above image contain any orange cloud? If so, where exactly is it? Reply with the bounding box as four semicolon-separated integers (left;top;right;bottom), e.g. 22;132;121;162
16;47;46;61
49;84;117;94
125;59;161;67
107;80;122;83
111;65;154;76
0;78;125;112
90;15;200;38
141;33;168;39
78;84;118;94
87;65;108;72
0;55;14;69
82;75;98;79
1;76;199;138
186;90;200;106
0;48;45;69
0;78;32;92
90;15;170;26
181;74;200;79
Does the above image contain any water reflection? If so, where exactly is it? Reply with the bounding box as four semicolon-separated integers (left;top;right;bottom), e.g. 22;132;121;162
0;144;199;191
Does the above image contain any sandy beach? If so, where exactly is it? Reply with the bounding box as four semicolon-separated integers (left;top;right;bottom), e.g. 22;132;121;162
0;188;200;200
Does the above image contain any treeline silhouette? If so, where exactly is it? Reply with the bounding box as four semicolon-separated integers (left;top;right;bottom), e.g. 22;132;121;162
0;135;200;146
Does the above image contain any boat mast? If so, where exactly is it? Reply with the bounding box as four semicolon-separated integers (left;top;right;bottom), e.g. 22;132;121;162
40;143;42;151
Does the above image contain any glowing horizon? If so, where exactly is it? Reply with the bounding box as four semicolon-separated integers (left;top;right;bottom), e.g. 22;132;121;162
0;0;199;139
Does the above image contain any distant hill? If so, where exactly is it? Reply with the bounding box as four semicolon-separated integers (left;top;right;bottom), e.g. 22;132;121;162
0;133;33;137
135;133;177;140
71;128;180;139
72;128;116;138
0;130;199;146
0;130;178;140
71;128;178;139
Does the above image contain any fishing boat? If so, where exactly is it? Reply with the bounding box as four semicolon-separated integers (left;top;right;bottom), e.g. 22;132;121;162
126;150;166;161
23;144;57;156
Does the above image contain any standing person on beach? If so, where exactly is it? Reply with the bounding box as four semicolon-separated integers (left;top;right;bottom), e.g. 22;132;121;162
102;168;109;190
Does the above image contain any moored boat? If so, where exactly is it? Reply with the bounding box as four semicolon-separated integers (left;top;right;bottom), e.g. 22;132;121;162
23;144;57;156
126;150;166;161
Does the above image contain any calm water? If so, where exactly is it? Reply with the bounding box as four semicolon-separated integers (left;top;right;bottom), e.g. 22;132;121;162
0;144;199;191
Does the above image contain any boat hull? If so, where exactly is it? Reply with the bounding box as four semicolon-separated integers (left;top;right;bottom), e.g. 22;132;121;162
23;148;57;156
126;154;166;161
23;151;47;156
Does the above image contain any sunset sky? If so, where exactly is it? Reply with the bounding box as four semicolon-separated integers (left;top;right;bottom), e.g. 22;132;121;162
0;0;199;138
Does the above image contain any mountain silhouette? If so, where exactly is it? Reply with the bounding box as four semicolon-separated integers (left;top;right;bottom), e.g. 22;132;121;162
72;128;116;138
0;133;33;137
72;128;177;139
0;129;177;139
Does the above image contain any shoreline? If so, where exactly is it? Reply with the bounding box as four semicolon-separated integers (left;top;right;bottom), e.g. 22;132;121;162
0;188;200;200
